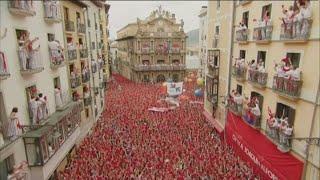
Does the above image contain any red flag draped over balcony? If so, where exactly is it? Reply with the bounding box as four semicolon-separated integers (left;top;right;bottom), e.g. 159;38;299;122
225;111;303;180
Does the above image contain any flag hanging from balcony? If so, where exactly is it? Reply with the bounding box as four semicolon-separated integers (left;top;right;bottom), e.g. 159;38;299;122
167;82;183;97
225;111;303;180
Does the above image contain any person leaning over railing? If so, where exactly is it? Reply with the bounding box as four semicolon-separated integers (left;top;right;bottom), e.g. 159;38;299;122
284;65;301;95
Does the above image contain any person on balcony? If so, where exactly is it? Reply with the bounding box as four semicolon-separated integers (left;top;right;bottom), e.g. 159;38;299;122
247;59;257;81
39;93;49;119
0;28;8;74
249;102;261;127
233;91;243;114
6;107;22;141
25;32;40;70
298;1;312;38
18;32;28;71
54;85;63;108
280;5;295;36
49;39;64;65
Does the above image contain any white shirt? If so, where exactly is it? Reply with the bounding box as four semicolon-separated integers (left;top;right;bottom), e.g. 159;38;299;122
251;104;261;116
300;6;312;19
233;95;243;105
284;126;293;136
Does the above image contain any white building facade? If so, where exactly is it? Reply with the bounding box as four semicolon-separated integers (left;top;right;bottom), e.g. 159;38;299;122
198;6;208;78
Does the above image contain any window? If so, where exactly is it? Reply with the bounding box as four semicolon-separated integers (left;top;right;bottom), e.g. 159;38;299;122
257;51;266;65
240;50;246;59
206;75;218;105
217;0;221;9
26;85;38;124
275;103;295;126
215;26;220;35
54;77;60;89
157;60;164;64
286;53;300;68
261;4;272;20
236;84;242;95
47;33;55;41
150;41;154;50
63;7;69;20
242;11;249;28
0;154;15;179
85;108;89;118
91;42;95;49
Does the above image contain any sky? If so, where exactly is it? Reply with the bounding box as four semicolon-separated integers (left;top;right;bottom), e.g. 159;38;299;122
108;1;207;40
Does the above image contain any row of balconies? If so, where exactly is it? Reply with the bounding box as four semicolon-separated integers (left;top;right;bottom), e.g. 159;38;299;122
228;102;292;152
8;1;61;24
140;31;185;38
232;66;302;100
236;18;312;43
21;102;82;167
132;64;186;72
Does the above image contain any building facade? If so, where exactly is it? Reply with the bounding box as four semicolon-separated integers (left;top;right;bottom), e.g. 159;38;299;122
203;1;233;133
198;6;208;78
0;1;111;179
116;7;187;83
204;0;319;179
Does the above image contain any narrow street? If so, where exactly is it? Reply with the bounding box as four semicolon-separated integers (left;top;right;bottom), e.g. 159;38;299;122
60;74;255;179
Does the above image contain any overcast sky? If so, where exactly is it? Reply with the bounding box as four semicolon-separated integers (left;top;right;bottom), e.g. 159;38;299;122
108;1;207;40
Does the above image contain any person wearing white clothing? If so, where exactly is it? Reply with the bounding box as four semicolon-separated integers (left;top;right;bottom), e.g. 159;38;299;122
6;107;22;141
29;96;38;125
54;86;63;108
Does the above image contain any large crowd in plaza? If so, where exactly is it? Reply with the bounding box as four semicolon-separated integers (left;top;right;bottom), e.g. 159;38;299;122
59;73;260;179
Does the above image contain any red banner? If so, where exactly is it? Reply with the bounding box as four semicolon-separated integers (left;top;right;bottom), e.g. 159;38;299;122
226;111;303;180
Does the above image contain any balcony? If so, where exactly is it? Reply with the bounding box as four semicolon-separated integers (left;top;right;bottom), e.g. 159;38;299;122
266;121;293;153
239;0;252;6
0;125;20;152
77;23;86;34
49;49;65;69
169;48;181;54
65;20;75;32
232;66;247;81
83;96;92;107
272;76;302;100
0;56;10;80
79;49;88;59
228;100;243;117
253;24;273;43
70;76;81;89
8;0;36;16
280;18;312;43
132;64;186;72
18;49;44;75
81;72;90;83
22;102;81;179
43;3;61;23
247;69;268;88
236;29;249;44
67;49;77;62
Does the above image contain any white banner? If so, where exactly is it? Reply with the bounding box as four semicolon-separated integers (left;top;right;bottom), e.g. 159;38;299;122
167;82;183;96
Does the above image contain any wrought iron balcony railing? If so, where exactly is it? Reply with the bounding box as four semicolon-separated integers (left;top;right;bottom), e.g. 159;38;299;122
8;0;36;16
253;24;273;42
232;66;247;81
65;20;75;32
236;29;249;42
49;49;65;68
247;69;268;87
67;49;77;61
280;18;312;41
70;76;81;88
272;76;302;99
77;23;86;34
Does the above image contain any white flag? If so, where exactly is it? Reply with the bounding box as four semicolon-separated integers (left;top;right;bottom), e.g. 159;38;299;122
167;82;183;96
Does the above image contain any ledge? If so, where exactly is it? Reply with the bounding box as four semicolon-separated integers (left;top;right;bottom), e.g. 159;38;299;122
44;17;61;23
0;73;10;80
20;67;44;75
9;8;36;16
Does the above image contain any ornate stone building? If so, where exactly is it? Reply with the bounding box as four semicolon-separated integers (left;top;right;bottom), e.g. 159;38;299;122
116;6;187;83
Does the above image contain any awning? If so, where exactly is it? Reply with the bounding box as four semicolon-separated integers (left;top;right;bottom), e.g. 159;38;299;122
226;111;303;180
203;110;223;133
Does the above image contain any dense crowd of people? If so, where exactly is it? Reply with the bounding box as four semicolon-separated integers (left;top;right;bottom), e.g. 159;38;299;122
59;73;260;179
